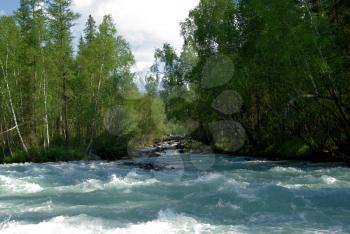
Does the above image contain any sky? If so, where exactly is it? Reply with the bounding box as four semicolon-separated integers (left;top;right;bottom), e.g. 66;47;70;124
0;0;199;73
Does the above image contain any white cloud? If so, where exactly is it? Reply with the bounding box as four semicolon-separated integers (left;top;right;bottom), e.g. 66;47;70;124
0;10;6;16
72;0;199;73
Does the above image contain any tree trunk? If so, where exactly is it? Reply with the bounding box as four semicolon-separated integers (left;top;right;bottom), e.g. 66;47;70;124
43;71;50;148
1;53;28;154
63;71;69;143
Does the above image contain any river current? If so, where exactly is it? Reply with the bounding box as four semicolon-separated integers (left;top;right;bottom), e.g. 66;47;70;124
0;151;350;233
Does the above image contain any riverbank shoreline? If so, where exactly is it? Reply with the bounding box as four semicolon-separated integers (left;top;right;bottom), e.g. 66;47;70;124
1;136;349;165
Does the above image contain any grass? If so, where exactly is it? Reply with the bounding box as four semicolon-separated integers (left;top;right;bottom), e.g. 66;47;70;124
2;146;91;164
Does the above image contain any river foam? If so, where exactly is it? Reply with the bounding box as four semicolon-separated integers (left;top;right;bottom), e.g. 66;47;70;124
0;175;42;193
0;210;238;234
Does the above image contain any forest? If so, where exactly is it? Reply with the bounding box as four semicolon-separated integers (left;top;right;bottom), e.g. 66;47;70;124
0;0;349;163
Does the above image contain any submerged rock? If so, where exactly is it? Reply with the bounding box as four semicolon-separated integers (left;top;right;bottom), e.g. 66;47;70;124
122;162;175;171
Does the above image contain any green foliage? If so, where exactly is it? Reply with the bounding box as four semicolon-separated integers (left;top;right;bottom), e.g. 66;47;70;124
133;95;167;141
75;14;135;146
1;0;349;162
3;146;91;164
92;133;129;161
263;138;312;159
151;0;350;160
164;120;191;136
0;3;139;162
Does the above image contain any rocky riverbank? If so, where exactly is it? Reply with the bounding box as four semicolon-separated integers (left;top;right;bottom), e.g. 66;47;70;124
127;136;189;158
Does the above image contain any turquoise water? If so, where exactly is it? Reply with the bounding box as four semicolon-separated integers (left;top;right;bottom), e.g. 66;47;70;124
1;151;350;233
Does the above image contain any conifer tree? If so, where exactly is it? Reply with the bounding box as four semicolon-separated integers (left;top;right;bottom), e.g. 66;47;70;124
47;0;79;143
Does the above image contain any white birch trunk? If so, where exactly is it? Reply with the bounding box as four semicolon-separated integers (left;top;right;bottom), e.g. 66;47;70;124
43;71;50;148
0;52;28;154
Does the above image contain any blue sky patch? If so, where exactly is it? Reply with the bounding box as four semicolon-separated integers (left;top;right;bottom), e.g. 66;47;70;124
0;0;19;15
